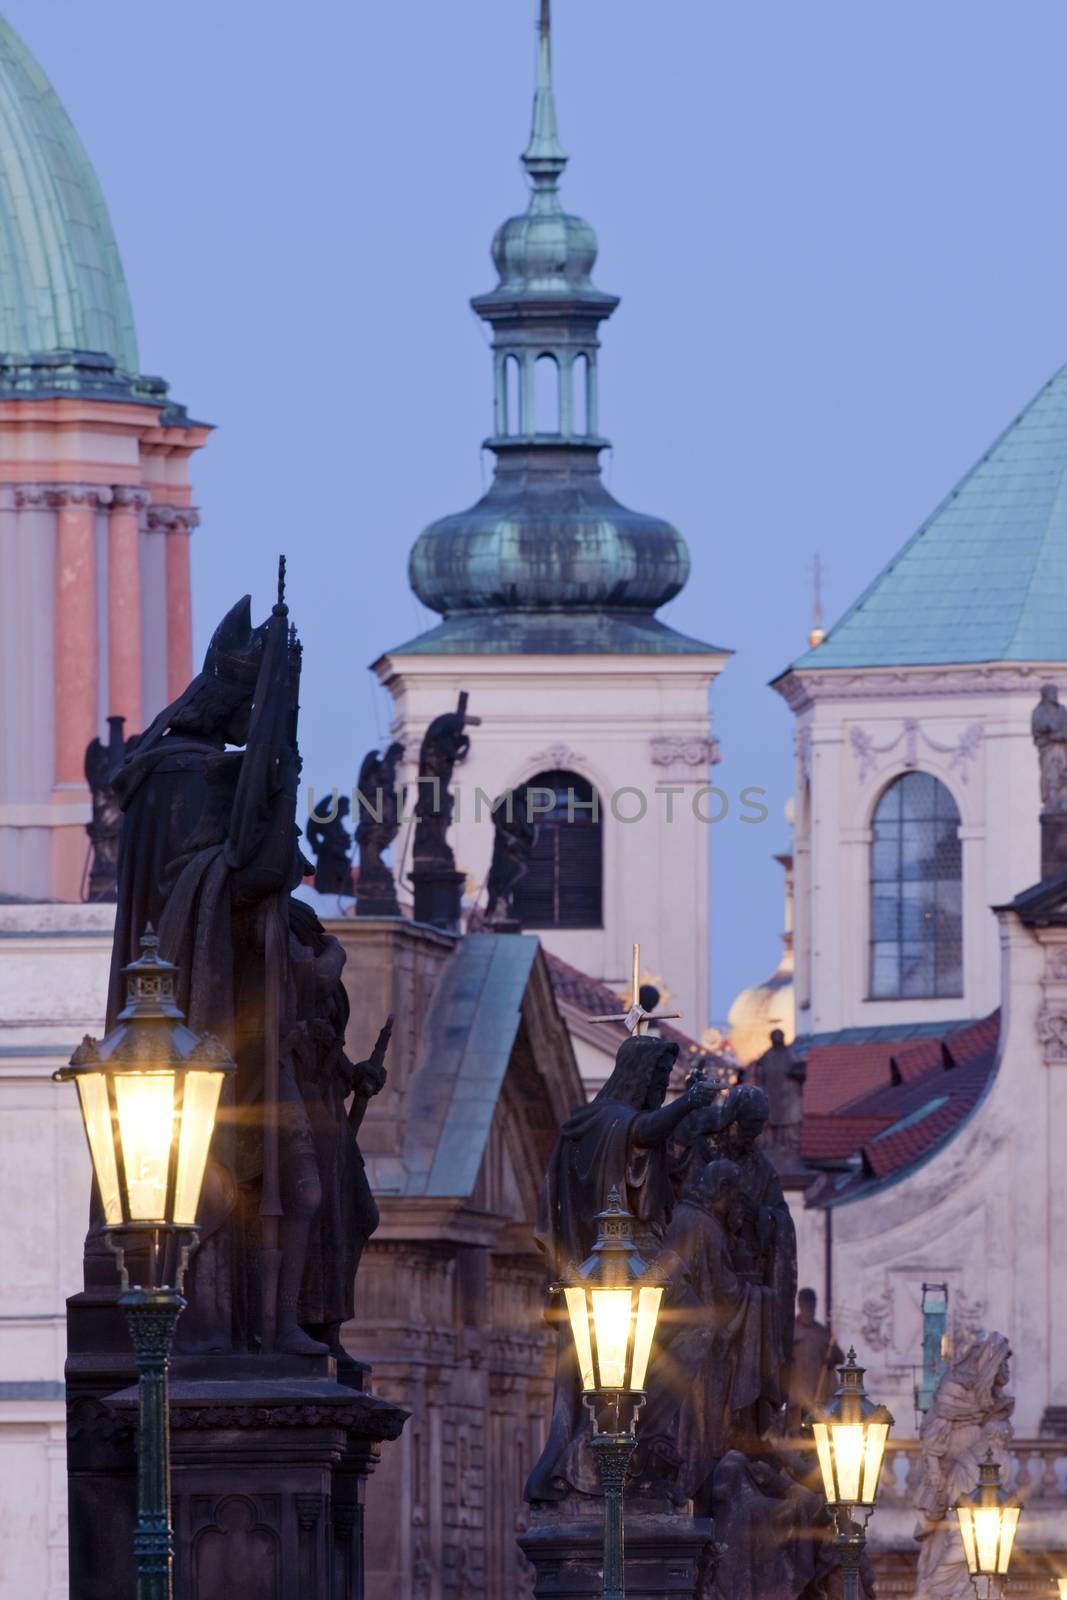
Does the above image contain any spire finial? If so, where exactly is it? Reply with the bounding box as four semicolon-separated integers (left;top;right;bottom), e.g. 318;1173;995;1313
808;552;826;648
523;0;567;186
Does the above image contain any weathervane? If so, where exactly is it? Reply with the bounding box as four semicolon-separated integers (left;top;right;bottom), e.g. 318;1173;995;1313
589;943;681;1036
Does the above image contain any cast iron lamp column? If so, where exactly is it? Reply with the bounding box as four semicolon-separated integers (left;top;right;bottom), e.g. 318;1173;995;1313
954;1450;1021;1600
556;1189;664;1600
56;928;235;1600
806;1349;894;1600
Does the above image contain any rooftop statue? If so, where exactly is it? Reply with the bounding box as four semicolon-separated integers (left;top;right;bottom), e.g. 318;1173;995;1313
410;691;479;930
913;1333;1014;1600
83;715;134;903
485;784;537;931
355;740;404;918
750;1029;805;1159
305;793;353;897
1032;683;1067;812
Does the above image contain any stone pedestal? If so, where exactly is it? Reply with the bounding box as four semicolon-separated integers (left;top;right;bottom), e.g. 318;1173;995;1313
1041;812;1067;880
65;1291;407;1600
410;862;465;932
519;1505;715;1599
354;865;401;918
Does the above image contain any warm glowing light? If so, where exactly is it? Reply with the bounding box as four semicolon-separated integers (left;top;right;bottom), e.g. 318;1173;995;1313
591;1289;632;1390
955;1455;1020;1578
1055;1576;1067;1599
114;1073;176;1222
564;1287;595;1391
862;1421;890;1500
831;1423;865;1502
76;1073;122;1225
173;1070;224;1226
807;1350;893;1509
630;1286;662;1391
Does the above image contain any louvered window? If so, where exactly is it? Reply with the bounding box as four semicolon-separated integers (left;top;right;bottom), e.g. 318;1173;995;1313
513;769;602;930
870;772;962;999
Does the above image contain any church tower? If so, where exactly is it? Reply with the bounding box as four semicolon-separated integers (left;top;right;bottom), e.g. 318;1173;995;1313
0;19;208;902
374;2;728;1030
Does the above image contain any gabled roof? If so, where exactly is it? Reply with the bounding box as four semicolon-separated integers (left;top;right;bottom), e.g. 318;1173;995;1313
781;361;1067;673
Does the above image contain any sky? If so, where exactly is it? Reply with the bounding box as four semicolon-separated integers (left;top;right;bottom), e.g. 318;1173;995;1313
9;0;1067;1019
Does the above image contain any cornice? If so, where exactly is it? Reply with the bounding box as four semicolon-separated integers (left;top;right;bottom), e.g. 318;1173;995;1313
775;662;1058;712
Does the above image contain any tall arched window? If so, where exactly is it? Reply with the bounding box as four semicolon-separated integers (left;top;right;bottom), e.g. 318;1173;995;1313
534;353;561;434
870;772;962;999
504;354;521;436
513;769;602;929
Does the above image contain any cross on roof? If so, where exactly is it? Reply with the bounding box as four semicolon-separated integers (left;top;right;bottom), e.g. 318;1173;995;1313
588;943;681;1036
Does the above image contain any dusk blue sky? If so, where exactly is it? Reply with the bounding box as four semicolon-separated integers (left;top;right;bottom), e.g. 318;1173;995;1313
9;0;1067;1019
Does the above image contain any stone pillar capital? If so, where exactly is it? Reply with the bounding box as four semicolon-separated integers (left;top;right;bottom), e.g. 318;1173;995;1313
146;502;199;534
14;482;114;510
111;485;151;510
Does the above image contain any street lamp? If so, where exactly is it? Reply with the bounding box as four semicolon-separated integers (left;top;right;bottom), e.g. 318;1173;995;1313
557;1188;664;1600
954;1450;1021;1600
806;1348;894;1600
56;927;235;1600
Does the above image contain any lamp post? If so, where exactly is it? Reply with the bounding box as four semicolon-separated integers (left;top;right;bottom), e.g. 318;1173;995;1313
954;1450;1021;1600
806;1348;894;1600
56;928;235;1600
556;1188;664;1600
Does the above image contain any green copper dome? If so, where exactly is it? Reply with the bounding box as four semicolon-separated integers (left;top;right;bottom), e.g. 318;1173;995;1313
0;18;139;378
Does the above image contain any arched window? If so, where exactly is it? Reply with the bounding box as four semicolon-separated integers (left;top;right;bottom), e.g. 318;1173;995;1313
870;772;962;999
534;353;561;434
573;352;590;435
513;769;602;929
504;354;521;436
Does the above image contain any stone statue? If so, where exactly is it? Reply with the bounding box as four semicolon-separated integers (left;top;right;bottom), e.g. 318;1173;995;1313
524;1035;717;1503
485;785;537;931
97;573;391;1357
410;691;479;931
83;715;133;902
914;1333;1014;1599
1032;684;1067;812
305;794;353;897
787;1287;843;1435
750;1029;805;1159
355;740;404;917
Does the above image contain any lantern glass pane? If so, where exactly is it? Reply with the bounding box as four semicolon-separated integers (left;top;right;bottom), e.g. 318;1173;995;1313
114;1072;176;1222
861;1421;889;1504
564;1287;596;1391
1055;1578;1067;1599
591;1288;633;1390
173;1070;224;1227
996;1506;1020;1574
956;1505;978;1574
812;1421;836;1503
76;1073;122;1225
832;1423;865;1504
973;1505;1001;1574
630;1286;662;1391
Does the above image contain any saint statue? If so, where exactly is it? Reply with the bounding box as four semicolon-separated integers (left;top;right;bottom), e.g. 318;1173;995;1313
750;1029;805;1159
485;785;537;930
787;1287;843;1435
524;1035;717;1503
1032;683;1067;812
305;794;353;897
83;715;134;903
410;692;479;930
94;575;390;1358
355;740;404;917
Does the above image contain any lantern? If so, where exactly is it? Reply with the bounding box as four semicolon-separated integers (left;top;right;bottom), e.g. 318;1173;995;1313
806;1348;894;1510
955;1452;1020;1587
558;1188;664;1409
56;927;234;1238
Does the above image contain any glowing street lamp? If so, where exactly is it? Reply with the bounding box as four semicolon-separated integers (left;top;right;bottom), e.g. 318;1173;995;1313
954;1451;1021;1600
806;1349;894;1600
57;928;234;1600
557;1189;664;1600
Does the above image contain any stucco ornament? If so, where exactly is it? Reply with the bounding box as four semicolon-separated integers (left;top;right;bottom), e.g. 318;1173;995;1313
849;720;982;785
1032;684;1067;812
860;1287;895;1352
913;1333;1014;1599
1037;1004;1067;1060
649;735;721;776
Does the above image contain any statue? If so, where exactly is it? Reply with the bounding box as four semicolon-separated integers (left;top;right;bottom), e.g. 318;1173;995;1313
97;567;391;1357
485;785;537;931
913;1333;1014;1599
83;715;134;902
410;691;479;931
355;740;404;917
305;794;353;897
787;1287;843;1435
1032;684;1067;812
750;1029;806;1163
524;1035;717;1503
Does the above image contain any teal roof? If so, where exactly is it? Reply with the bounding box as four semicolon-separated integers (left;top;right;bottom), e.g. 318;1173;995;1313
0;19;138;373
383;608;730;658
784;360;1067;673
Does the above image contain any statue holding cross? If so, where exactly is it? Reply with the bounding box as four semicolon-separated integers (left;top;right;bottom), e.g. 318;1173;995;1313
589;943;681;1036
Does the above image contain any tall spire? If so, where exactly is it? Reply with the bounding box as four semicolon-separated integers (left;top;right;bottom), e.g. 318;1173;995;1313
523;0;567;187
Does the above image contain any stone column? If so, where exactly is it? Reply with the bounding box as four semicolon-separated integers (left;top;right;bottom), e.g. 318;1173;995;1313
164;508;196;700
48;485;108;900
107;488;146;732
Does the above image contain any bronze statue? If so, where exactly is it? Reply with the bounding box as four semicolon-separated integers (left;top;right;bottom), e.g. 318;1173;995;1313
305;793;353;897
83;715;134;902
525;1035;717;1503
355;740;404;917
1032;683;1067;812
96;568;390;1358
485;785;537;931
410;691;479;931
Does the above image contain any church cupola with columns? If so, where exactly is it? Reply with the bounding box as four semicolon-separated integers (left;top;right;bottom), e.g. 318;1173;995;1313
376;1;729;1050
0;18;209;902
